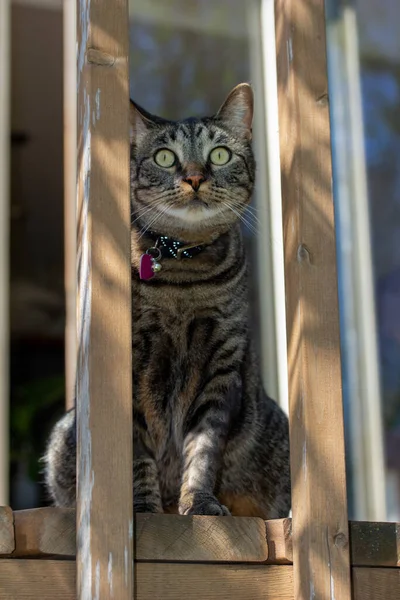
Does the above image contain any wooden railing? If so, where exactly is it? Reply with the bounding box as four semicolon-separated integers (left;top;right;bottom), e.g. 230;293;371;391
0;1;399;599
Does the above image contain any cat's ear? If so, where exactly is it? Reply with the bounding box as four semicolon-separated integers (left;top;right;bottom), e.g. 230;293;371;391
216;83;253;140
129;100;154;144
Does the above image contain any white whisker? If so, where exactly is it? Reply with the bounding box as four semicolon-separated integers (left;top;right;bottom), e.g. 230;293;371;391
220;201;258;236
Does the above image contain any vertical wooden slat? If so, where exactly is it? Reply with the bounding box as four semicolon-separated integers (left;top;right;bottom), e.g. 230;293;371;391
64;0;77;410
0;0;10;506
274;1;351;599
76;0;133;599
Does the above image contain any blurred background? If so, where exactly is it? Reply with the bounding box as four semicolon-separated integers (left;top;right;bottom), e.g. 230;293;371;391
0;0;399;521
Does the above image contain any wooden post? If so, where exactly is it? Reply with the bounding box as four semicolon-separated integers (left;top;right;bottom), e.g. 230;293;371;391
274;1;351;599
64;0;77;410
0;0;10;506
76;0;133;598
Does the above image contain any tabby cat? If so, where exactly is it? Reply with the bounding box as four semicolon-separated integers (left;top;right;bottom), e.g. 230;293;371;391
44;83;291;518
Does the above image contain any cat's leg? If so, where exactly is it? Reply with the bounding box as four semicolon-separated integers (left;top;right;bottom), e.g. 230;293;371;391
178;385;241;516
45;409;163;513
218;398;291;519
44;409;76;507
133;428;163;513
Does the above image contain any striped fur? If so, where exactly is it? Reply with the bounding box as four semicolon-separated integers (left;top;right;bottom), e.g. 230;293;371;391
44;84;291;518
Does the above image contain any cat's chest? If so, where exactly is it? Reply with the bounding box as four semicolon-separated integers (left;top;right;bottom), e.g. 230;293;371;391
133;304;221;359
133;282;226;354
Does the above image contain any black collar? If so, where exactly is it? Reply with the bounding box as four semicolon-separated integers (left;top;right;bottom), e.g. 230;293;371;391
146;231;207;260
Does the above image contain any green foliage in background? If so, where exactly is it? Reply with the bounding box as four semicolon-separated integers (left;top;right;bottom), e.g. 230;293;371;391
10;375;65;481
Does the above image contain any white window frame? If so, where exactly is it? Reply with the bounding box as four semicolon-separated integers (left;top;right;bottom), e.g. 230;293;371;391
327;5;386;521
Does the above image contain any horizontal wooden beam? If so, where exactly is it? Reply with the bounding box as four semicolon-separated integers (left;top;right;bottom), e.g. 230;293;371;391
0;561;293;600
349;521;400;568
352;567;400;599
11;509;268;563
265;518;400;568
13;507;75;558
0;561;399;600
5;509;400;568
0;508;13;555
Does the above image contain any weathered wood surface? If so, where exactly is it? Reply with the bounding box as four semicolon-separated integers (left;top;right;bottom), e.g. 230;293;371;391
0;561;294;600
265;517;293;565
0;561;399;600
13;508;75;558
275;0;351;598
8;509;400;568
135;514;269;562
0;560;76;600
76;0;133;598
352;567;400;600
11;509;268;562
265;519;400;567
350;521;400;567
0;508;13;555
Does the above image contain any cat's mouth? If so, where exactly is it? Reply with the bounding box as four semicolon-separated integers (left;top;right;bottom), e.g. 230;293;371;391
186;198;210;209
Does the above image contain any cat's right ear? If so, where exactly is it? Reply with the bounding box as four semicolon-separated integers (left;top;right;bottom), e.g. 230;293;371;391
216;83;253;140
129;100;153;144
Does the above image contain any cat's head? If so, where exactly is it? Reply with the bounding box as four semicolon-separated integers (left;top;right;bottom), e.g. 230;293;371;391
130;83;255;242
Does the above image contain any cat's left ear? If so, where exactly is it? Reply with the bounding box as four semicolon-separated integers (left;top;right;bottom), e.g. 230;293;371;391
216;83;253;140
130;100;170;144
129;100;154;144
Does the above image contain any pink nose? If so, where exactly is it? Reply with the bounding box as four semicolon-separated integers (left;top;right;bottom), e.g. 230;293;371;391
183;174;206;192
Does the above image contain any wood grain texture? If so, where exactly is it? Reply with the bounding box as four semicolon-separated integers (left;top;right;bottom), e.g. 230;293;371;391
0;508;13;555
135;563;294;599
13;508;75;558
264;519;400;567
1;561;399;600
76;0;133;598
352;567;400;600
265;518;293;564
274;1;351;599
0;561;294;600
10;509;268;562
9;509;400;568
0;561;76;600
350;521;400;567
135;514;268;562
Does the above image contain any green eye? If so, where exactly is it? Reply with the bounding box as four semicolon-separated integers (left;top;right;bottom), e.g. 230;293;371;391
209;147;231;166
154;149;176;168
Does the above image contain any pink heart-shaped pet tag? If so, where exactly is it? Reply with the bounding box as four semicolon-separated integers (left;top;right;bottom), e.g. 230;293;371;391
139;253;154;280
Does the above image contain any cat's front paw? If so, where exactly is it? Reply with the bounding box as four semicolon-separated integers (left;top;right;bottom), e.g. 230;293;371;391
179;492;231;516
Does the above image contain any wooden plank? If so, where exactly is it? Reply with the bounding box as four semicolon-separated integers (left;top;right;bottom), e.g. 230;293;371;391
135;514;268;562
0;561;294;600
350;521;400;567
265;518;293;564
135;563;293;599
76;0;133;598
353;567;400;600
13;508;75;558
0;560;76;600
11;509;268;562
264;519;400;567
274;1;351;599
10;509;400;568
1;561;398;600
0;508;13;555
